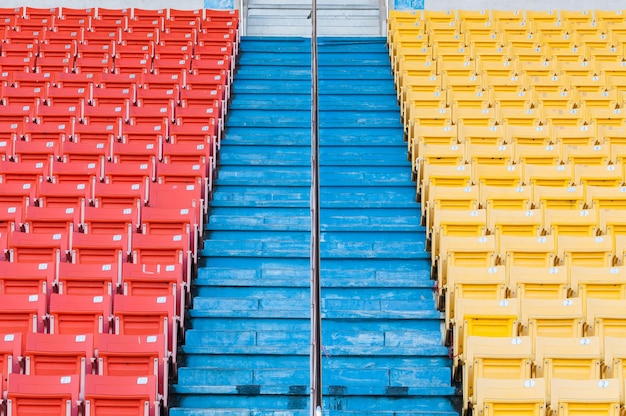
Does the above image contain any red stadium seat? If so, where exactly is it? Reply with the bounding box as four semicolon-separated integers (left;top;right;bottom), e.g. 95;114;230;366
0;183;36;212
0;160;49;184
103;159;156;183
7;228;69;263
45;85;89;105
49;159;101;184
84;374;160;416
36;180;90;209
90;84;134;106
12;139;61;163
70;230;130;265
22;205;79;233
0;333;22;392
48;293;112;335
60;140;110;164
7;373;80;416
0;261;54;295
22;120;72;142
81;204;139;235
57;262;119;296
0;294;47;337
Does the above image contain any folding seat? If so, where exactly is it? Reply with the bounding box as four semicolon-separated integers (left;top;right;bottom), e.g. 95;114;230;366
169;118;219;148
524;164;574;187
0;261;54;295
474;163;522;188
91;179;148;208
603;337;626;390
57;262;119;296
588;107;626;127
136;85;179;107
543;207;599;236
103;159;155;185
0;184;35;216
420;164;472;210
109;141;160;166
54;71;102;89
462;336;533;411
128;101;175;125
601;209;626;247
488;207;542;239
549;378;621;416
82;99;128;125
436;235;497;292
113;294;177;357
97;333;168;404
90;84;134;106
569;265;626;304
500;235;556;268
6;373;80;416
507;265;568;299
515;142;562;166
22;119;72;141
0;55;35;74
184;72;229;100
553;124;598;146
444;265;506;329
156;161;209;197
423;184;478;231
161;139;215;169
22;205;79;234
498;104;544;126
452;298;520;371
0;204;20;236
0;159;49;184
534;185;585;210
506;124;551;147
543;104;587;127
24;332;94;397
121;120;167;144
430;208;487;261
121;27;159;47
0;293;47;336
520;298;584;341
457;124;504;146
413;143;464;185
48;293;112;335
84;374;160;416
140;71;185;91
534;336;602;400
600;125;626;147
178;87;223;116
1;85;43;106
116;41;155;62
36;180;90;209
558;235;613;268
76;41;114;61
557;58;598;78
131;233;192;275
113;55;152;75
35;54;74;74
148;182;204;220
49;159;101;185
453;104;498;127
74;55;113;74
12;139;61;164
7;228;69;263
575;164;623;188
60;140;110;165
42;27;83;45
159;27;198;49
7;71;52;89
70;230;130;265
579;89;620;112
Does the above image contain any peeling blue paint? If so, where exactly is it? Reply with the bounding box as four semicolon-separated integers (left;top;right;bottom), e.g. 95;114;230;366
394;0;425;10
203;0;235;10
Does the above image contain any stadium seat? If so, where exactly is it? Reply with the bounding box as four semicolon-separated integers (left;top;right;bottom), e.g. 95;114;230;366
81;204;139;234
0;260;55;296
548;378;621;416
48;293;112;335
500;235;556;268
436;235;497;291
7;373;80;416
0;333;22;393
557;235;614;268
524;164;574;188
7;228;70;263
480;184;533;210
84;374;160;416
520;298;584;341
0;294;47;338
70;230;130;264
507;265;568;299
423;184;478;230
57;262;119;296
569;265;626;307
543;207;599;236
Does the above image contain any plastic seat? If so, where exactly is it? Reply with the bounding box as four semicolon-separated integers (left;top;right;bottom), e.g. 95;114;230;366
431;208;487;261
0;294;47;336
544;207;599;236
136;85;179;107
0;333;22;393
562;144;610;166
414;143;465;185
0;261;54;295
489;208;543;247
507;264;568;299
84;374;160;416
533;185;585;210
569;265;626;303
458;124;504;146
7;229;69;263
549;378;620;416
90;84;134;106
524;164;573;187
534;336;602;402
96;333;167;406
12;139;61;164
0;103;37;124
462;336;533;411
1;85;45;106
0;159;49;185
0;183;36;213
91;179;149;208
57;262;118;296
558;235;613;268
37;181;90;209
103;160;156;184
34;106;80;127
423;184;478;231
7;373;80;416
436;235;497;292
24;332;94;397
520;298;584;341
82;100;127;125
22;205;79;234
128;101;175;125
421;164;472;209
60;140;110;164
48;293;112;335
575;165;623;188
110;141;160;165
131;233;192;280
603;337;626;389
506;124;552;147
71;230;129;264
81;204;139;234
480;184;533;210
474;163;522;187
500;235;556;268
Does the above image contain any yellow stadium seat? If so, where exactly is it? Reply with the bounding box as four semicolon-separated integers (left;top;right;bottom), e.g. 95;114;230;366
466;143;514;166
524;164;573;187
443;73;484;94
602;336;626;382
543;104;588;127
536;90;578;111
458;10;490;25
507;265;568;299
615;234;626;265
557;59;597;78
527;74;570;93
558;235;614;268
463;336;533;411
535;336;602;403
474;377;546;416
472;45;513;65
500;235;557;268
403;88;447;126
607;73;626;94
575;164;623;187
414;142;465;182
588;107;626;127
525;10;559;24
599;125;626;146
578;90;619;112
589;48;624;65
562;144;610;165
424;184;479;231
459;124;504;146
553;124;597;146
474;164;523;188
515;142;562;165
569;265;626;303
594;10;626;24
410;125;457;153
488;208;543;237
560;10;593;24
507;124;553;147
534;184;584;210
452;90;492;110
521;298;584;341
423;10;456;24
466;32;505;52
453;104;498;127
498;104;544;126
484;74;527;94
542;33;578;50
586;298;626;339
493;90;534;113
437;235;497;292
588;187;626;212
445;265;506;331
462;21;498;41
544;207;599;236
549;378;621;416
439;59;478;77
428;24;462;46
577;33;613;51
431;208;487;262
387;9;422;33
421;163;472;199
491;10;524;23
480;184;533;210
550;45;590;63
453;298;520;370
391;33;428;72
517;58;559;78
601;209;626;242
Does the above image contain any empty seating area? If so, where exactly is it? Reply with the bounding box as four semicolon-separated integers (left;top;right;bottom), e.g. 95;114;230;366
0;6;237;415
390;8;626;416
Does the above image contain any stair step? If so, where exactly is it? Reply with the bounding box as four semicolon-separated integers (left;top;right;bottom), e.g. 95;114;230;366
224;126;404;146
219;146;310;166
216;166;310;186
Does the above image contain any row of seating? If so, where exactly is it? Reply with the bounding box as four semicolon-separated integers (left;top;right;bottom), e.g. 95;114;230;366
0;7;237;414
390;10;626;415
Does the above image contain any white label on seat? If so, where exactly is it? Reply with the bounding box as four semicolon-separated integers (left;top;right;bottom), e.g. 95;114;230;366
580;338;591;345
38;263;48;270
60;376;71;384
487;267;497;274
140;164;148;170
96;143;104;149
36;162;44;168
106;125;113;131
524;379;536;388
53;234;61;240
154;126;162;131
93;296;103;303
147;335;157;343
173;235;182;241
157;296;166;304
180;209;189;215
197;144;204;150
525;210;533;217
549;267;559;274
563;299;573;306
598;380;610;388
463;187;472;193
77;184;86;190
192;165;200;171
75;335;86;342
211;90;217;96
160;108;167;113
8;207;16;213
3;334;14;341
202;126;209;131
123;208;131;215
147;144;154;150
595;236;604;243
580;210;589;217
167;90;173;95
66;208;74;214
515;187;524;193
0;141;5;147
88;163;96;169
537;237;547;243
457;165;465;171
536;126;543;132
23;184;31;189
130;74;136;79
29;295;38;302
611;267;619;274
166;265;175;272
608;165;615;171
206;108;214;114
478;237;487;243
102;264;111;271
499;300;509;307
567;187;576;192
186;185;194;190
621;187;626;193
132;184;140;190
470;210;478;217
113;235;122;241
137;376;148;385
114;107;121;112
47;142;55;148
